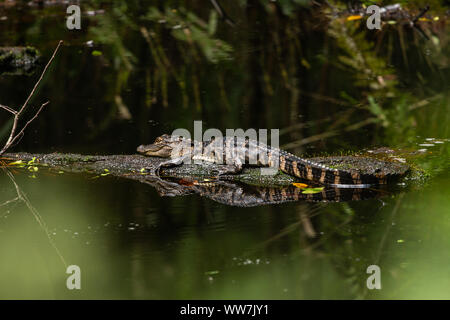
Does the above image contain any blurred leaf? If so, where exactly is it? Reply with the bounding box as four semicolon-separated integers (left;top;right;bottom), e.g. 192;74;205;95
302;187;324;194
292;182;308;188
208;10;218;36
368;95;388;126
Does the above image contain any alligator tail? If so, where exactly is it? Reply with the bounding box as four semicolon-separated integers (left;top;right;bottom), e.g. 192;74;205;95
279;153;381;186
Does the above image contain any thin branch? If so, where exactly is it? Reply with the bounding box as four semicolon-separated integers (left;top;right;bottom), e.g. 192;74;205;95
6;101;49;150
0;104;17;115
0;40;63;155
0;196;20;208
412;5;430;24
16;41;62;120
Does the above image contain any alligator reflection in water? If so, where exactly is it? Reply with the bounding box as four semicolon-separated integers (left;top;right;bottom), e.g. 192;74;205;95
143;176;392;207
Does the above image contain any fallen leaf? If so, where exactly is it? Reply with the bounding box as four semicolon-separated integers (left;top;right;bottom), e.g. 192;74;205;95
302;187;324;194
9;160;24;166
204;270;219;276
347;15;363;21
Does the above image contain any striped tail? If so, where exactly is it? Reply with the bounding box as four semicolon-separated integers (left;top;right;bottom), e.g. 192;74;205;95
279;154;379;186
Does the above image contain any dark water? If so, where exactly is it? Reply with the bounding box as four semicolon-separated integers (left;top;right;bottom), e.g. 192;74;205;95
0;1;449;299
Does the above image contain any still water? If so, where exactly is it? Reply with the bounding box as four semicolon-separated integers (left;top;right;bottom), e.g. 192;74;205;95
0;1;449;299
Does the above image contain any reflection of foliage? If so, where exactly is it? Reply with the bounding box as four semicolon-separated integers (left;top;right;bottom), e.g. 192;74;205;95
145;7;233;64
326;12;449;146
328;20;397;93
87;2;139;132
310;203;364;296
86;3;235;115
90;3;136;71
267;0;312;16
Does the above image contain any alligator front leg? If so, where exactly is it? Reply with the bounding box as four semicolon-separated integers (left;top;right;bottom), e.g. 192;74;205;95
154;155;189;176
213;158;243;177
191;154;243;177
212;164;243;176
153;155;244;178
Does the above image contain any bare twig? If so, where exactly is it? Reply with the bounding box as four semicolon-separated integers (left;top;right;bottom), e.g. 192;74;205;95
0;40;63;155
412;5;430;24
6;101;50;149
0;104;17;115
0;196;20;209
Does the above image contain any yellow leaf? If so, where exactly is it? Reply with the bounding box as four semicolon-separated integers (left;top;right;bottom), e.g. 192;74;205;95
302;187;324;194
27;157;36;165
9;160;23;165
292;183;308;189
301;59;311;69
347;15;363;21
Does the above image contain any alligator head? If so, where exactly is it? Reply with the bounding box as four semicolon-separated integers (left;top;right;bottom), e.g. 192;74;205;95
137;134;189;157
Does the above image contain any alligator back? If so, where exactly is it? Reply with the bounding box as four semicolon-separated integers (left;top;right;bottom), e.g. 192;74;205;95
162;135;408;186
200;136;396;186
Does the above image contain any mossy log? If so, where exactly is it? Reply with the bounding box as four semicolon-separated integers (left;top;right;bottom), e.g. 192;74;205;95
2;152;409;187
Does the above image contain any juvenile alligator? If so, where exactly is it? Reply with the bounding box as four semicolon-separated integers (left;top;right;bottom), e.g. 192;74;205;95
137;134;409;187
